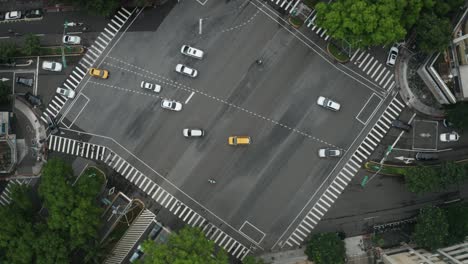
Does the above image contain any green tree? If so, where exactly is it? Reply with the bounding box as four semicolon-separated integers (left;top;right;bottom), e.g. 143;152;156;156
305;232;345;264
413;206;449;250
445;102;468;131
0;41;17;63
142;226;229;264
0;80;12;105
23;34;41;56
242;255;265;264
69;197;102;250
415;12;451;53
82;0;120;17
440;162;466;186
404;166;441;194
314;0;408;48
445;203;468;244
34;229;70;264
38;158;75;230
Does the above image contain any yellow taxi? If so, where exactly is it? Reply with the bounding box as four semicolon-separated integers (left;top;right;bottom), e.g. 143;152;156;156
228;136;251;145
89;68;109;79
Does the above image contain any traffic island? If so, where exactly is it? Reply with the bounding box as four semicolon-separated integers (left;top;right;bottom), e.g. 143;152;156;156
327;43;350;63
288;16;304;28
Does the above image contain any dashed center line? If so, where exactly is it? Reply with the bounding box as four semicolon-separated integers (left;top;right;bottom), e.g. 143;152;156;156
100;57;341;149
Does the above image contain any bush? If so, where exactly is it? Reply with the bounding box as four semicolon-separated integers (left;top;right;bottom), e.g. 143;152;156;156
327;43;349;62
289;16;304;27
305;232;345;264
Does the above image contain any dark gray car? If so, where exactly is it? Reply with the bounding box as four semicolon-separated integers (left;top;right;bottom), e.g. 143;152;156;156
415;152;438;161
16;76;33;87
391;120;411;132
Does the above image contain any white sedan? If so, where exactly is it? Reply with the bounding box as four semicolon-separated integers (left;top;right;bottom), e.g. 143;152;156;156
56;87;75;99
5;11;22;20
180;45;204;59
317;96;341;111
141;81;161;93
318;148;343;158
42;61;63;72
62;35;81;45
440;132;459;142
161;99;183;111
386;46;399;66
183;128;205;137
175;64;198;78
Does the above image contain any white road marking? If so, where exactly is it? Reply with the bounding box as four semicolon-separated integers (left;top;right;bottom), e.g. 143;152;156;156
185;91;195;104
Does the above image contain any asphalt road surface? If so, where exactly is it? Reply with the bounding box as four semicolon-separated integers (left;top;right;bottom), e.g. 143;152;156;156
58;0;395;251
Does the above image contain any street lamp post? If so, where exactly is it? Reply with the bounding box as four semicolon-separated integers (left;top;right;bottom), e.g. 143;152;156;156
62;21;68;68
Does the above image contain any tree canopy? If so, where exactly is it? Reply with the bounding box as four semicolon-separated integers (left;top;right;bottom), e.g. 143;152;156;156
413;206;449;250
305;232;345;264
415;12;452;54
0;159;104;263
23;34;41;56
445;103;468;131
314;0;416;48
142;226;229;264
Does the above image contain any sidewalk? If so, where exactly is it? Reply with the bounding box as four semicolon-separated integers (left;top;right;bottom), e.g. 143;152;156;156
259;249;311;264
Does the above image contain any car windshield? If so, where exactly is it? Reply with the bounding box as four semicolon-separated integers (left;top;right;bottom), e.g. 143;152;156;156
171;103;176;109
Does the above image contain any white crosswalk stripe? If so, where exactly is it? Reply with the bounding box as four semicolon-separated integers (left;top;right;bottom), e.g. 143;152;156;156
40;7;136;124
0;178;32;206
284;96;405;248
48;134;250;260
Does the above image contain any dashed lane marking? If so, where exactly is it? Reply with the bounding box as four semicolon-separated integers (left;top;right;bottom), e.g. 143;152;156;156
93;60;341;149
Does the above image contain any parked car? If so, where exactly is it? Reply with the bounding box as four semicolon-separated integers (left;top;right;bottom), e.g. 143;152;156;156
62;35;81;45
89;68;109;79
25;9;43;19
180;45;204;59
442;119;454;128
141;81;161;93
228;136;251;145
175;64;198;78
56;87;76;99
0;12;5;21
183;128;204;137
24;92;42;106
386;46;399;66
440;132;459;142
5;11;22;20
16;76;33;87
318;148;343;158
42;60;63;72
161;99;182;111
391;120;411;132
317;96;341;111
415;152;438;161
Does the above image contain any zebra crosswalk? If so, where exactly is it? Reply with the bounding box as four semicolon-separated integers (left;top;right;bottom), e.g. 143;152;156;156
104;210;156;264
283;96;405;248
47;135;251;260
41;7;136;126
270;0;302;14
305;10;330;40
350;49;396;91
0;178;33;206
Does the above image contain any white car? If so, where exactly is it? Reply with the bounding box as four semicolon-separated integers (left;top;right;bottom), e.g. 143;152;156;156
62;35;81;45
317;96;341;111
175;64;198;78
42;61;63;72
56;87;75;99
180;45;204;59
141;81;161;93
318;148;343;158
5;11;22;20
161;99;182;111
183;128;205;137
386;46;399;66
440;132;459;142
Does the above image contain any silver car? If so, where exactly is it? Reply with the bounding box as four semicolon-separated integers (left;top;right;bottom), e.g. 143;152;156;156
62;35;81;45
56;87;75;99
175;64;198;78
183;128;204;137
318;148;343;158
317;96;341;111
42;61;63;72
386;46;399;66
161;99;182;111
440;132;459;142
141;81;161;93
180;45;204;59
